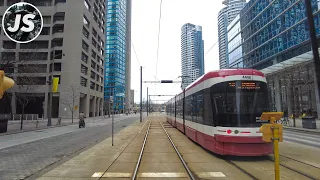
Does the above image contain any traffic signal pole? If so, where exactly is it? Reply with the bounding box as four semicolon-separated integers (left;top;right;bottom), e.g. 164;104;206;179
260;112;284;180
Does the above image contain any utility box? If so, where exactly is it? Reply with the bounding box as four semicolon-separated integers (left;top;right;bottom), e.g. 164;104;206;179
0;114;9;133
302;116;316;129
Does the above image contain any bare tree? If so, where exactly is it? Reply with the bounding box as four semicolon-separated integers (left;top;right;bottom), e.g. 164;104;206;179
274;63;314;127
60;83;80;123
1;48;44;129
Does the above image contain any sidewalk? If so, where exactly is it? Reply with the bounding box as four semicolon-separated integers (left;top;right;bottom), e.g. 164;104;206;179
2;115;123;136
282;118;320;133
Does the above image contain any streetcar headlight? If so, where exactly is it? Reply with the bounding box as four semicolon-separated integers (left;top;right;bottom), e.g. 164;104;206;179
226;129;232;134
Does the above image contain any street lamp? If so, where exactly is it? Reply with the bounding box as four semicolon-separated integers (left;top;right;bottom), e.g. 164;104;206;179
47;53;65;126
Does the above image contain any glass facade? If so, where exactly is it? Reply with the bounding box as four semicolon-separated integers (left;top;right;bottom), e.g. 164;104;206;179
218;0;246;69
105;0;127;111
227;15;243;68
228;0;320;69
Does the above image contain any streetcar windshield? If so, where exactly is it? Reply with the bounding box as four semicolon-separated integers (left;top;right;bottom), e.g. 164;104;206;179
211;81;270;127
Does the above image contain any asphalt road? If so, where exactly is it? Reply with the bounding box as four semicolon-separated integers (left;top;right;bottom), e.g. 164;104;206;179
283;129;320;148
0;114;142;180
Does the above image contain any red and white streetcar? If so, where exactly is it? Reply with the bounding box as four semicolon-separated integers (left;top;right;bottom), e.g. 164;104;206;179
166;69;272;156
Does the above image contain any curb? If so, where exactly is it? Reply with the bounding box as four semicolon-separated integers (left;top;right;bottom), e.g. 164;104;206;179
0;123;75;136
283;126;320;134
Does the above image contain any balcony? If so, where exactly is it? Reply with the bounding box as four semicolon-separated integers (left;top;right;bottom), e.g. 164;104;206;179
51;38;64;50
52;24;64;38
53;12;65;25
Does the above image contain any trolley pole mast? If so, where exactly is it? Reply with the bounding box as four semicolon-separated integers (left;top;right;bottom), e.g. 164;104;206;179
140;66;142;122
147;87;148;116
305;0;320;119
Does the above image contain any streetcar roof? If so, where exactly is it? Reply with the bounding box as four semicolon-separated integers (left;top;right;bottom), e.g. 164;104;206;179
185;69;265;91
169;69;265;102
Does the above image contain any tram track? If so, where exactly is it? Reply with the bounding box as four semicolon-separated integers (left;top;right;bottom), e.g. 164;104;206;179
132;119;196;180
266;154;320;180
223;158;259;180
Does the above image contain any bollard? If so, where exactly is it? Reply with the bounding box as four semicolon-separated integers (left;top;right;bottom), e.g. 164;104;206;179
20;115;22;121
13;115;15;122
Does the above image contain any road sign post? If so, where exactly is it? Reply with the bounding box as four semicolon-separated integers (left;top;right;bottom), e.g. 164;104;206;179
259;112;284;180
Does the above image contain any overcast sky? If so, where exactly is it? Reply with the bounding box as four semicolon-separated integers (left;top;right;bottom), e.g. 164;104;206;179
131;0;226;103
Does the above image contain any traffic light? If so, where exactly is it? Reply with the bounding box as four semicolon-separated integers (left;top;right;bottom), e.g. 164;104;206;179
259;112;284;142
259;124;283;142
0;70;15;99
161;80;173;83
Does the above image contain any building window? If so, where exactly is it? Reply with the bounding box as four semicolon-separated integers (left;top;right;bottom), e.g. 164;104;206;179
20;41;49;49
19;52;48;61
92;38;97;48
81;64;88;75
52;24;64;34
83;15;90;28
55;0;66;5
91;50;96;59
82;40;89;52
92;28;97;37
26;0;52;6
82;52;88;63
83;26;89;39
53;12;65;22
54;63;62;71
40;27;50;35
91;60;96;69
90;81;95;90
91;71;96;79
84;0;90;11
81;77;87;87
17;77;46;85
3;41;16;49
18;64;47;73
43;16;51;24
7;0;20;6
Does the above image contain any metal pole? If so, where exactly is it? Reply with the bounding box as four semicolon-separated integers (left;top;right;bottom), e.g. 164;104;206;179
272;121;280;180
112;88;114;146
305;0;320;119
108;99;111;118
140;66;142;122
147;88;148;116
47;79;52;126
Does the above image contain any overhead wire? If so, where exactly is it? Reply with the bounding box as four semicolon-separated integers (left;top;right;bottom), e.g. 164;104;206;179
155;0;163;79
132;42;141;67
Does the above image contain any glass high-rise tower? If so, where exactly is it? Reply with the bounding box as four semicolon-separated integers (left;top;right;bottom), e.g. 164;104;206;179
218;0;246;69
181;23;204;89
105;0;131;112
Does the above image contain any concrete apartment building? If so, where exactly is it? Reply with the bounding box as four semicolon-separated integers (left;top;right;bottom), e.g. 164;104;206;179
0;0;105;118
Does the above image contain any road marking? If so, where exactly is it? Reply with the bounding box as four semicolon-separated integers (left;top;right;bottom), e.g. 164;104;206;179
102;172;132;177
196;172;226;178
138;172;188;177
91;172;104;177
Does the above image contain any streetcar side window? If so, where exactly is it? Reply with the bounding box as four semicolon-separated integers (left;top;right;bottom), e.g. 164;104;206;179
203;88;214;126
